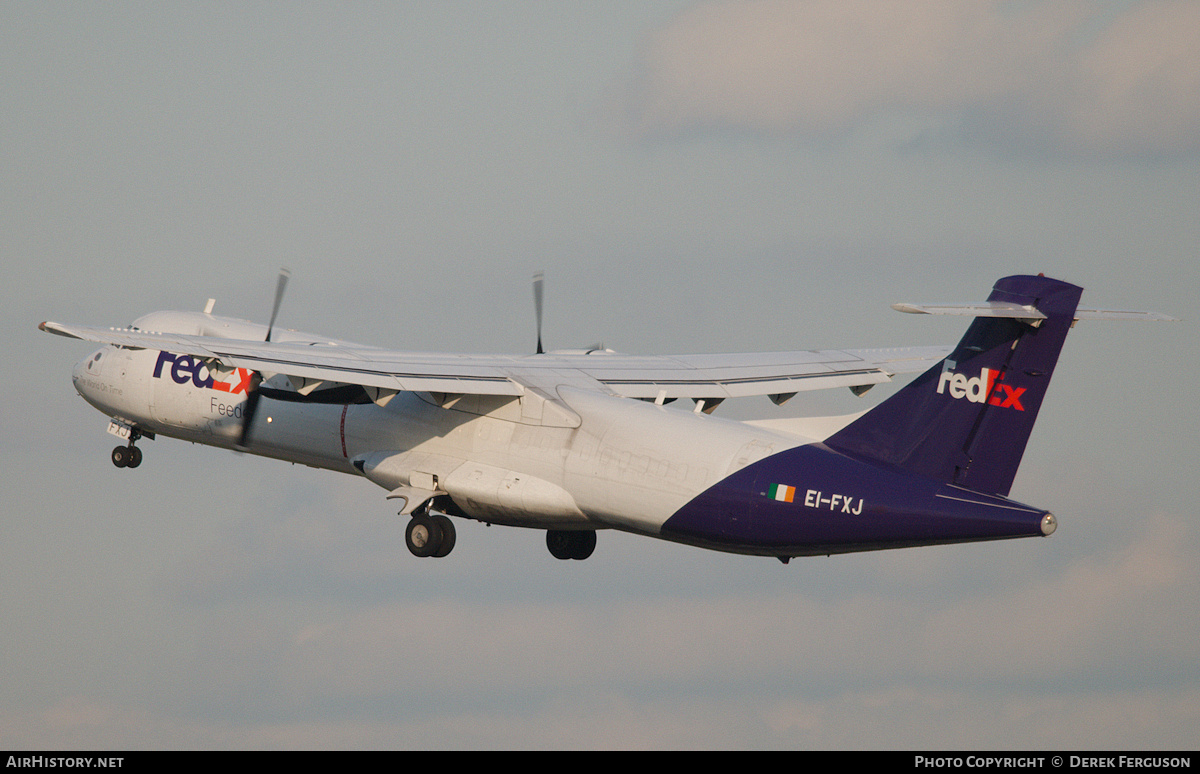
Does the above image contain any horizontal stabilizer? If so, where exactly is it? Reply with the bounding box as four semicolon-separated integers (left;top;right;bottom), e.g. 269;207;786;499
1071;308;1178;321
892;302;1046;319
893;302;1176;322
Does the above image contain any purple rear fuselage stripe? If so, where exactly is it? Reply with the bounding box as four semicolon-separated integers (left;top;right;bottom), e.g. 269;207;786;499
661;443;1047;556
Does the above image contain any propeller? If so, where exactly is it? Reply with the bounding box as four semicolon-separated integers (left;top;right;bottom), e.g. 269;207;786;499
265;267;291;342
531;271;608;354
533;270;545;354
238;268;290;449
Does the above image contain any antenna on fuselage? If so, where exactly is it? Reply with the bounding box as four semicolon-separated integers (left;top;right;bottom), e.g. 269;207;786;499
238;267;290;449
533;270;545;355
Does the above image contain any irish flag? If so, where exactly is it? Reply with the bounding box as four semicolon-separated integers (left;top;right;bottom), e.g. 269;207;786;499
768;484;795;503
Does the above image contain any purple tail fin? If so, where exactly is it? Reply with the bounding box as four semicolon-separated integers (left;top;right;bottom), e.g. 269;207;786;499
825;275;1082;497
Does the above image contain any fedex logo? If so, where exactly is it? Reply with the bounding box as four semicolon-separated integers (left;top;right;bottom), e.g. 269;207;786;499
152;351;252;394
936;365;1025;411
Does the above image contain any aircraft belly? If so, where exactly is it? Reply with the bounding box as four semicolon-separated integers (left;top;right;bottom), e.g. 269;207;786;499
343;390;782;534
442;462;588;527
345;397;592;527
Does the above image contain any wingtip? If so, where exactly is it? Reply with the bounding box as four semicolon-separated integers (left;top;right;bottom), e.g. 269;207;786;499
38;321;88;340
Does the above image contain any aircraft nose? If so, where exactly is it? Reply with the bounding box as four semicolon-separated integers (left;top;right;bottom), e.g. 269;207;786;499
72;348;103;396
72;356;87;391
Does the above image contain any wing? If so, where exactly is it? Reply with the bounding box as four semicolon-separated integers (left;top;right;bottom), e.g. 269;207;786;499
38;321;947;404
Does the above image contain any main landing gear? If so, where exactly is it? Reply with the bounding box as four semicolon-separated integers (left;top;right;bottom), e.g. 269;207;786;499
546;529;596;561
405;511;457;558
402;512;598;562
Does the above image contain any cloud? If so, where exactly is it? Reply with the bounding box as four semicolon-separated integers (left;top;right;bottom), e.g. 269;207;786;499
622;0;1200;157
5;514;1196;748
196;517;1200;730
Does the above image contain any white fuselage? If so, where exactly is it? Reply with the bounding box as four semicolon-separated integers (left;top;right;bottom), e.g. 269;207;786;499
73;310;815;539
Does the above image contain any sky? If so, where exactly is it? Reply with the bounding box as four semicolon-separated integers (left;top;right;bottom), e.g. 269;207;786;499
2;0;1197;750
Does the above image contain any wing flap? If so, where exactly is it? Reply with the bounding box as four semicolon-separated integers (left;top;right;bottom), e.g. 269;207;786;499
587;346;948;399
597;367;894;400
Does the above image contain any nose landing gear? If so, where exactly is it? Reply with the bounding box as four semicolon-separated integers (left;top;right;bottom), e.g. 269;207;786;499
111;444;142;468
107;422;150;469
110;427;145;469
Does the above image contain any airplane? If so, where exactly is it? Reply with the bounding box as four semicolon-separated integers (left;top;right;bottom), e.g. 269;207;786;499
39;272;1172;563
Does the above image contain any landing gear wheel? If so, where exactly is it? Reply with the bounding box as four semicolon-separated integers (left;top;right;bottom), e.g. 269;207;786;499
431;513;456;558
112;444;142;469
405;513;456;558
406;514;441;558
546;529;596;560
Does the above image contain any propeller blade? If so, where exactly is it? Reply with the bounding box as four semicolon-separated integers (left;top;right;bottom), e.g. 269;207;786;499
533;270;545;354
265;267;291;343
237;372;263;449
240;268;288;447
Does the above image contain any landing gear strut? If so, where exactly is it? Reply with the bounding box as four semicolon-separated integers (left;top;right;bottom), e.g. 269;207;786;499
546;529;596;560
405;511;456;558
